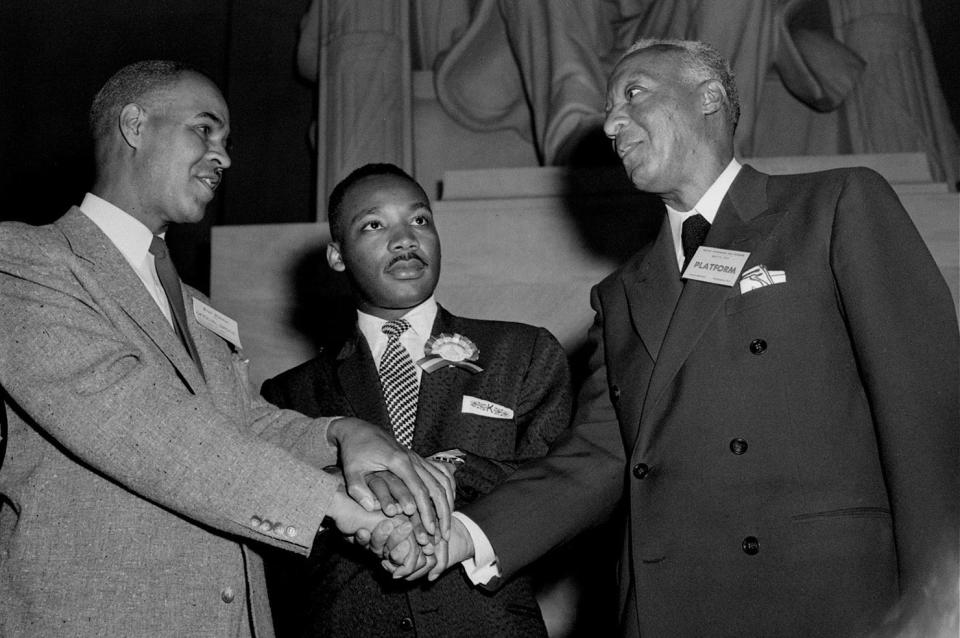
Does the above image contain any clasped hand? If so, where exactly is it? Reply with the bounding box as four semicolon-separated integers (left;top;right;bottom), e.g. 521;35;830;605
325;416;465;580
356;464;476;582
330;462;459;580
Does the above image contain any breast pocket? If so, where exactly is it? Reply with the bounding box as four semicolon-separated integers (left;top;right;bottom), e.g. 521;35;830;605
725;280;813;315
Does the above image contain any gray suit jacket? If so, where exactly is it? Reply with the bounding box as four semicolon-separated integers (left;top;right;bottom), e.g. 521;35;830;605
0;208;340;637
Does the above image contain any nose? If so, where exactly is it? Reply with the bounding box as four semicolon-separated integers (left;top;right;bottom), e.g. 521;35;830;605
389;224;418;251
603;106;625;139
208;140;232;170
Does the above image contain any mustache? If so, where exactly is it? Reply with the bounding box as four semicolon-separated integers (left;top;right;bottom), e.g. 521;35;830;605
387;252;427;268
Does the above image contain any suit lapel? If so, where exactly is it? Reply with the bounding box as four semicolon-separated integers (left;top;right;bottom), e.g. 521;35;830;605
334;332;392;429
622;212;683;361
639;167;780;427
334;308;466;449
412;307;465;452
56;208;205;393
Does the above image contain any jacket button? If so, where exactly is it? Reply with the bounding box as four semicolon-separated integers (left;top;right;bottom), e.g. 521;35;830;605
632;463;650;479
749;339;767;355
221;587;235;603
729;438;748;455
285;526;298;539
259;520;273;532
741;536;760;555
399;617;414;631
249;516;261;529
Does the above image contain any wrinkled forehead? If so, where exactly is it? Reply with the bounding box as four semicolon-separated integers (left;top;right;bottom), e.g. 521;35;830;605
155;72;230;127
344;174;430;212
606;48;684;95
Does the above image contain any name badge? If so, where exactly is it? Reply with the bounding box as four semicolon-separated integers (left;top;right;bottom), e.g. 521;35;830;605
192;298;242;349
682;247;751;286
462;396;514;420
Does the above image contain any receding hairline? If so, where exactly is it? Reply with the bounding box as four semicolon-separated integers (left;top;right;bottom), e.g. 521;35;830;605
88;60;217;142
612;38;741;131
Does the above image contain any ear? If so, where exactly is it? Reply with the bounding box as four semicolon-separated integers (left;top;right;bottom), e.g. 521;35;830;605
118;103;147;149
700;79;726;117
326;242;346;272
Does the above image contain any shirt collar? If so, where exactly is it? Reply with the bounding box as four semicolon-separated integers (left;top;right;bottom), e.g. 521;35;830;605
665;159;741;271
357;296;438;345
665;158;742;223
79;192;157;265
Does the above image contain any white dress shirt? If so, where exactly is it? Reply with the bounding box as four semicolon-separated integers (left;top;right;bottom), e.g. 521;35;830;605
458;158;744;586
357;296;438;383
666;158;742;272
79;193;174;327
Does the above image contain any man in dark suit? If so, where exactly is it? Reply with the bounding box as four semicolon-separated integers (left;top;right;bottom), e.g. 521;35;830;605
0;61;449;637
401;39;959;637
260;163;573;637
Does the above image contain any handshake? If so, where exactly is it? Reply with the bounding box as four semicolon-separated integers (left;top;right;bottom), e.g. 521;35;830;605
324;416;476;582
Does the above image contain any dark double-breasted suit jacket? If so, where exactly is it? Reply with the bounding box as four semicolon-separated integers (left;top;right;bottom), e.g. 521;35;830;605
260;306;572;638
462;166;959;637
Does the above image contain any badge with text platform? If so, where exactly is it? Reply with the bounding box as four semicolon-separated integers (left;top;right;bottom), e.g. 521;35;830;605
682;247;751;286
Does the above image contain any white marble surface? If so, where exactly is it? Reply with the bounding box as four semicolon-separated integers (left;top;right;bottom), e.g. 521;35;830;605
213;162;958;388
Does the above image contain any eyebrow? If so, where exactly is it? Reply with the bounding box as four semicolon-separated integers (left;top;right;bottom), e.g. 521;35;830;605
351;201;432;220
353;206;380;219
196;111;226;128
616;70;652;85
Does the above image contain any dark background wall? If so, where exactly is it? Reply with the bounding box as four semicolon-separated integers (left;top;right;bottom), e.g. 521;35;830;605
1;0;957;292
0;0;315;290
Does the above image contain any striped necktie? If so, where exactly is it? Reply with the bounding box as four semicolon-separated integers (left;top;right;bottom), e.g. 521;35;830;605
379;319;418;447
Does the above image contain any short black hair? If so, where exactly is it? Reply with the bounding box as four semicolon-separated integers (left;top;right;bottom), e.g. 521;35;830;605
89;60;197;141
327;163;425;242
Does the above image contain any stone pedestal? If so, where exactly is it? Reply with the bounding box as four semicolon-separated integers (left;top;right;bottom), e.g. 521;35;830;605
212;153;958;389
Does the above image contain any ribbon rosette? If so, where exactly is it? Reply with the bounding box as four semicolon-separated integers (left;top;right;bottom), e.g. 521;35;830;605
417;333;483;374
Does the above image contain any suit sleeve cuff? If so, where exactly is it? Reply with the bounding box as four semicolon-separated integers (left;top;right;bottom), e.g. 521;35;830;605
452;511;501;585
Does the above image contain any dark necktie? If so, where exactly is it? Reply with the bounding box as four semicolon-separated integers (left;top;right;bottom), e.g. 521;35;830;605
681;213;711;273
149;236;205;379
379;319;418;448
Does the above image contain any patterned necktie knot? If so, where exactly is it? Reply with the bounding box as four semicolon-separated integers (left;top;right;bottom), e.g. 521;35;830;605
382;318;411;340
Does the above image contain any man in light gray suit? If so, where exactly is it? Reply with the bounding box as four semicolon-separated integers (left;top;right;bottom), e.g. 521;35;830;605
0;60;450;637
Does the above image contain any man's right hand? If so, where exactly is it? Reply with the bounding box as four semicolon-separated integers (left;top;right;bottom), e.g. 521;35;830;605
426;515;474;581
329;486;436;576
327;417;455;538
358;511;476;582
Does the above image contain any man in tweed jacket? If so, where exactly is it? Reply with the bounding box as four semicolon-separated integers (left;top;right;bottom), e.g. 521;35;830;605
260;163;573;637
0;61;450;638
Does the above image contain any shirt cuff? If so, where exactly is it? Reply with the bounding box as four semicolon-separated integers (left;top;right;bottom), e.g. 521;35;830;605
452;511;501;585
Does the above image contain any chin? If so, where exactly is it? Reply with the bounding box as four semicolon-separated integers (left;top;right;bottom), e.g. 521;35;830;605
391;291;432;310
627;166;658;191
178;204;209;225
